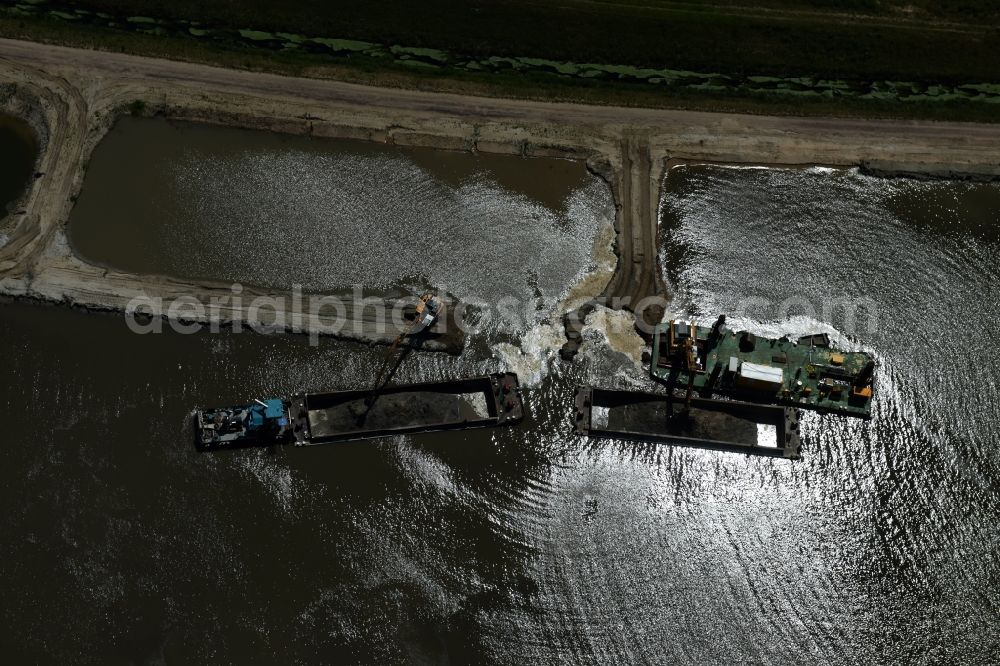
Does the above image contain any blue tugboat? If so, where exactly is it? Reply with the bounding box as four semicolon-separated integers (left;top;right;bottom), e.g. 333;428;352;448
194;398;292;450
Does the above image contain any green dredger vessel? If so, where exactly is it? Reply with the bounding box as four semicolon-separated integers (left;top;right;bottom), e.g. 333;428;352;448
651;316;876;419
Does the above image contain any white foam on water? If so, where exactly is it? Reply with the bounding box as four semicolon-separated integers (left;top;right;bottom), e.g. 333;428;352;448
805;166;838;176
719;313;870;353
490;182;618;387
558;198;618;314
493;320;566;387
579;306;646;370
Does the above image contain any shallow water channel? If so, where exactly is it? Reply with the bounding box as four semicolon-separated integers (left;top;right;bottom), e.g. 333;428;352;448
0;113;37;221
68;117;613;326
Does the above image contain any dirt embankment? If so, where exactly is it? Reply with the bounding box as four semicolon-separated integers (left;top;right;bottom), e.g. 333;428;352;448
0;82;49;235
2;38;1000;353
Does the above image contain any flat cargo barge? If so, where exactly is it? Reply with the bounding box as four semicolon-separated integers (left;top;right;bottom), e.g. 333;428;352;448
652;317;875;419
290;373;524;445
194;373;524;450
575;386;801;458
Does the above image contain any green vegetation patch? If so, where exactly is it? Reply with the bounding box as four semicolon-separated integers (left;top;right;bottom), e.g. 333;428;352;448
390;45;449;63
398;59;440;70
310;37;376;53
275;32;305;43
238;29;276;42
515;58;579;76
6;0;1000;121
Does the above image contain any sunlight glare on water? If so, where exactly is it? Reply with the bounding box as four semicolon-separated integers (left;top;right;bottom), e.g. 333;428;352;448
9;141;998;663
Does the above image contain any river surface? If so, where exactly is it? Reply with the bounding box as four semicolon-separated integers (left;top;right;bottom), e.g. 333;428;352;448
3;155;999;663
0;113;37;225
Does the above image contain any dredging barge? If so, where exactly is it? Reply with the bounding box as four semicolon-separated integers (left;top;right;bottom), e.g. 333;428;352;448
195;373;525;450
195;294;525;450
576;316;875;458
650;316;875;418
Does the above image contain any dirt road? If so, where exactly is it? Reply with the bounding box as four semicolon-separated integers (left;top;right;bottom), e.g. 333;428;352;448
5;38;1000;152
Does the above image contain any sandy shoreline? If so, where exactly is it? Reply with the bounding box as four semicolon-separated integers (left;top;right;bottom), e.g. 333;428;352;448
1;37;999;351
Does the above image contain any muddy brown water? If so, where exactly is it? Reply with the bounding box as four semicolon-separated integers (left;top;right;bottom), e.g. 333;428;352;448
0;113;37;222
4;153;1000;662
67;117;612;329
